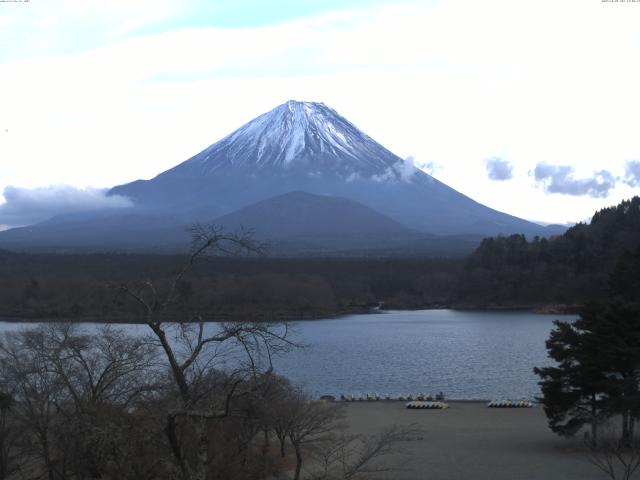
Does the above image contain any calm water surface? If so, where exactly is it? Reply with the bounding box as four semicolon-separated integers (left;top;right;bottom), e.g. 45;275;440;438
273;309;574;400
0;309;574;400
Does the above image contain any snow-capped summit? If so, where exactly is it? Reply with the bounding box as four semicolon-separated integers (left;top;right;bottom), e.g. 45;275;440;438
160;100;416;181
108;101;562;238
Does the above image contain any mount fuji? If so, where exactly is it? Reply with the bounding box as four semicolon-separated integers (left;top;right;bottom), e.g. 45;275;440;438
0;101;563;254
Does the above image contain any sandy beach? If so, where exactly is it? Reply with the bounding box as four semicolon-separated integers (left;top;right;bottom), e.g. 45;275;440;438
342;401;602;480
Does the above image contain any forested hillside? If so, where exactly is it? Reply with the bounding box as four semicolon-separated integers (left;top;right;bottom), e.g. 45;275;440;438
0;252;461;321
457;197;640;308
1;197;638;321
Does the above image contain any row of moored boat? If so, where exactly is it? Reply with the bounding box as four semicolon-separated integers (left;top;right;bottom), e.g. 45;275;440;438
487;400;533;408
405;401;449;409
340;393;444;402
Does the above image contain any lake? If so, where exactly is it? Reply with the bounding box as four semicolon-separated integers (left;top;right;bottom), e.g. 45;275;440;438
0;309;573;400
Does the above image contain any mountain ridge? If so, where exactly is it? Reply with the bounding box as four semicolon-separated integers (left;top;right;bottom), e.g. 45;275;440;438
0;100;565;254
109;100;563;237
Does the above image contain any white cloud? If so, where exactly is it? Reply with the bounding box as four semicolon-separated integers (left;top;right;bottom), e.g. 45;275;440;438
0;0;181;62
370;156;421;183
396;156;418;182
0;185;132;228
484;157;513;181
371;167;397;183
418;161;443;177
624;160;640;187
533;163;617;198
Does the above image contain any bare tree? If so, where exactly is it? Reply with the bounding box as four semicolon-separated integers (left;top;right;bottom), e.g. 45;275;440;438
115;224;296;480
0;329;67;480
28;323;159;412
0;324;164;480
35;324;161;479
309;425;419;480
287;394;346;480
256;374;296;458
584;421;640;480
0;390;22;480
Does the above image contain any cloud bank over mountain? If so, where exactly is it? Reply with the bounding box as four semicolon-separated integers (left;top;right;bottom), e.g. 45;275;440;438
0;185;132;228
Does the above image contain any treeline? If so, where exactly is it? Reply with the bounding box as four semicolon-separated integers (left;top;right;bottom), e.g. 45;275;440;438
2;196;640;320
457;197;640;308
0;254;462;321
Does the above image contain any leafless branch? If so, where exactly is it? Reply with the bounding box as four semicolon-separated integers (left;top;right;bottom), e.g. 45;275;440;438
584;422;640;480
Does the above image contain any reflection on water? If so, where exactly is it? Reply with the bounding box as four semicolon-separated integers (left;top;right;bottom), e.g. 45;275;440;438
0;309;574;400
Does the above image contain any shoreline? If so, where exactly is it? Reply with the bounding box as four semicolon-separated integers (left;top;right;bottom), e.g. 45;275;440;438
0;303;580;324
327;398;539;404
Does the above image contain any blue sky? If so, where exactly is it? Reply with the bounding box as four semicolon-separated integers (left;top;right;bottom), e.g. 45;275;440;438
1;0;640;228
0;0;389;61
148;0;389;29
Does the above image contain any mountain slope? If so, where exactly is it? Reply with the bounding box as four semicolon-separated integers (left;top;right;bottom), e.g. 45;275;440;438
0;191;484;256
213;191;421;253
0;213;188;252
0;100;564;254
215;191;411;237
110;100;559;237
